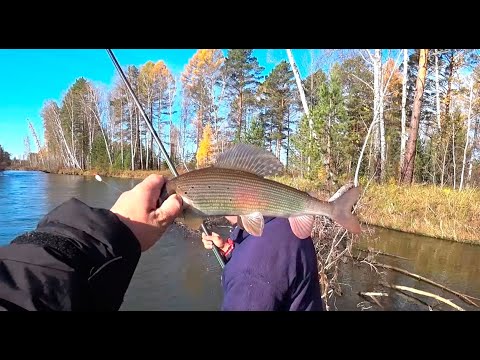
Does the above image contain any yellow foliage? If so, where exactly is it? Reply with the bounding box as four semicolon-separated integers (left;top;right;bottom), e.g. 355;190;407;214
181;49;224;92
383;58;403;98
196;123;214;168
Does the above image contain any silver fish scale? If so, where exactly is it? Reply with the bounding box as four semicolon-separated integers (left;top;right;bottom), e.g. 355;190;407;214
169;167;313;217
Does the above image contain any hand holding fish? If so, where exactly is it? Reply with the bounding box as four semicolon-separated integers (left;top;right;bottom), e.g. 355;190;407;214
111;174;183;252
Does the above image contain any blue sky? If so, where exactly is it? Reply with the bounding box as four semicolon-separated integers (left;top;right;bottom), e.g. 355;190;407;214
0;49;321;159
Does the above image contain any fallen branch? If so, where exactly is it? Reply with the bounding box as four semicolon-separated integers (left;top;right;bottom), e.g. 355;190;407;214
358;292;388;309
359;292;389;297
387;284;465;311
390;287;433;310
371;262;479;308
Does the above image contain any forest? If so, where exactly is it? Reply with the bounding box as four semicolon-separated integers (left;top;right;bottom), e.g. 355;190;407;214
15;49;480;243
21;49;480;188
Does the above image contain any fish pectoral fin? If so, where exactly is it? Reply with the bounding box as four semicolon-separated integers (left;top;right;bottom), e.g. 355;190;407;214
288;215;315;239
178;207;205;231
238;212;264;237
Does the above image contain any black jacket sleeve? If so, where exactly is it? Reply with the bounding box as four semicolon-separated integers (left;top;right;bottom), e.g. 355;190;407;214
0;198;141;311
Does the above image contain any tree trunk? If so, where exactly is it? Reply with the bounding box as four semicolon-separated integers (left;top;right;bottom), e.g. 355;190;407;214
460;77;474;190
467;118;479;184
400;49;429;185
372;49;381;181
130;103;135;171
376;49;386;182
287;49;313;175
441;139;448;187
400;49;408;177
445;54;455;118
237;91;243;142
452;121;457;188
435;50;442;130
326;98;332;184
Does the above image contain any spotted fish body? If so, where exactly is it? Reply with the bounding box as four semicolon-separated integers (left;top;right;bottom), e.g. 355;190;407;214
166;167;329;218
164;144;361;238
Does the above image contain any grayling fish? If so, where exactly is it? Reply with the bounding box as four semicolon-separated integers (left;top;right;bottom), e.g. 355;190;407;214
162;144;361;239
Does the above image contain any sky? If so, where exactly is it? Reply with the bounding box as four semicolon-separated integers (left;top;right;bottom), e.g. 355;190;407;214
0;49;321;159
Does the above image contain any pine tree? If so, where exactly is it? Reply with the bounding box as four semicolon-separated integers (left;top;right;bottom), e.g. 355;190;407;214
223;49;264;142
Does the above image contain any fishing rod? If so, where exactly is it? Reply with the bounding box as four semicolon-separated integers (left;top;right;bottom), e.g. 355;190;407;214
106;49;225;269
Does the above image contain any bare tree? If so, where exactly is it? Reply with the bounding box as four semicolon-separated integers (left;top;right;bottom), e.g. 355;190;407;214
28;120;45;168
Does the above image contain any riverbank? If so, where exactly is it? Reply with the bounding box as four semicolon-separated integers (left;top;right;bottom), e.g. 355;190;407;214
266;176;480;245
7;166;480;245
6;166;180;179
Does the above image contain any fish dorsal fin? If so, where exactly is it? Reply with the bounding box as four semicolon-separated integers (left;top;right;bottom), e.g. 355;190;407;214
214;144;284;177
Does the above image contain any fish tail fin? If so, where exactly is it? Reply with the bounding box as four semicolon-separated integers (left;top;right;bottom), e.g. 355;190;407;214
288;215;315;239
330;186;362;234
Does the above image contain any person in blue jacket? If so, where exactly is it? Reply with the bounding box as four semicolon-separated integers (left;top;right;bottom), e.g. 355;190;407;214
202;215;324;311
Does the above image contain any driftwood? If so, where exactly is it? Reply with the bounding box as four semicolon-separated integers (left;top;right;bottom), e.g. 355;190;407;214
389;286;433;310
371;262;479;308
386;284;465;311
358;292;388;309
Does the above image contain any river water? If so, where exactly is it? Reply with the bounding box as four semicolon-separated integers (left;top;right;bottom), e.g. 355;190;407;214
1;170;478;311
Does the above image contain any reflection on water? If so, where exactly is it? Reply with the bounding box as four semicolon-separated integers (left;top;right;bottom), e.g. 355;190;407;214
0;171;140;244
1;170;479;310
335;226;480;311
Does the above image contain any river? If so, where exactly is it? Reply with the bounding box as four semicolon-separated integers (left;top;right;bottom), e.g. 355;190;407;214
0;170;478;311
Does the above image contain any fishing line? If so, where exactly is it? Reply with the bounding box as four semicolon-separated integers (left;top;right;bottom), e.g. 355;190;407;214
106;49;225;269
94;174;123;194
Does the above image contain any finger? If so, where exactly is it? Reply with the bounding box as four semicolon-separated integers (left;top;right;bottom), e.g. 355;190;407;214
212;238;225;248
156;194;182;222
202;233;215;241
202;240;213;248
136;174;166;205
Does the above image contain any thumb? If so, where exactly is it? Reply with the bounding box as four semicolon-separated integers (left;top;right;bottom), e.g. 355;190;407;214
156;194;182;223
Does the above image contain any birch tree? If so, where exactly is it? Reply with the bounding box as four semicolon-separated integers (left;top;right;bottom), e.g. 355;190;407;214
400;49;409;174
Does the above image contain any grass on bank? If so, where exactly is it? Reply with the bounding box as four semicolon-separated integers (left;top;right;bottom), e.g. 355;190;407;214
272;175;480;245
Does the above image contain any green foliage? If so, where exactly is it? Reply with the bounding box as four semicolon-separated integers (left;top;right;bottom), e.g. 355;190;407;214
0;144;12;168
223;49;264;142
260;61;297;155
91;135;110;170
244;116;265;147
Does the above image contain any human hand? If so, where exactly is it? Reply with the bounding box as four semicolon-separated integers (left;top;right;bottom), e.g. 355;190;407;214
110;174;183;252
201;232;229;252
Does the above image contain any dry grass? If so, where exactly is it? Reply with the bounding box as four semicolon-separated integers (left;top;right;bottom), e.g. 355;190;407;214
273;176;480;245
360;183;480;244
55;167;184;179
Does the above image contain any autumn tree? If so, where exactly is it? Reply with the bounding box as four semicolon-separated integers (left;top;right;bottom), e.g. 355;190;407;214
196;123;214;168
181;49;225;152
152;60;177;166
